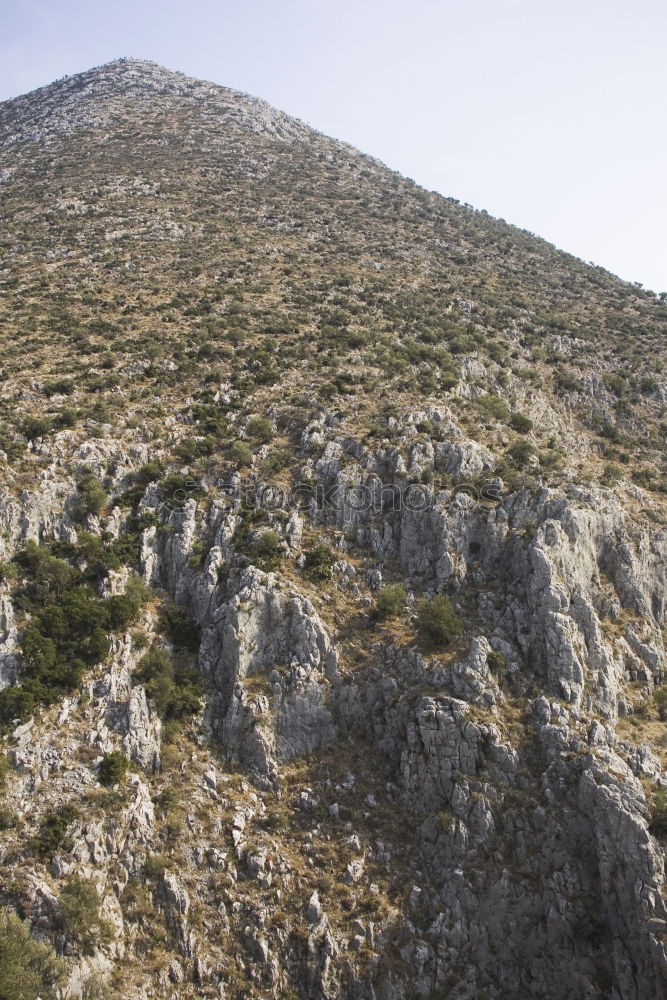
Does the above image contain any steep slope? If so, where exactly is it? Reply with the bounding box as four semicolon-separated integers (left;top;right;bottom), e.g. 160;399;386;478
0;58;666;1000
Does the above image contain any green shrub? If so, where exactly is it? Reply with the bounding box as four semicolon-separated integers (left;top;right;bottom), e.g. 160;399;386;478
31;804;78;859
304;544;337;581
415;595;462;647
250;530;282;572
487;650;506;676
654;687;667;722
475;394;510;422
143;853;169;880
539;448;563;472
157;472;204;509
0;540;145;726
132;631;150;650
0;754;13;789
105;577;149;629
0;907;66;1000
74;472;107;520
373;584;407;621
0;687;36;726
174;437;215;461
603;373;626;396
440;371;459;390
260;449;292;477
0;804;18;830
22;415;52;440
509;412;533;434
228;440;253;468
650;789;667;837
98;751;129;787
156;787;180;813
134;460;164;485
599;421;621;443
640;376;659;394
264;810;289;832
246;415;274;442
601;462;623;484
507;439;535;468
55;405;78;428
58;875;113;955
158;605;201;652
43;378;75;397
134;647;201;721
555;370;580;392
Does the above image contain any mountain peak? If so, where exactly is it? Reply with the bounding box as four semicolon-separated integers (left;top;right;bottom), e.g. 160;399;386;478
0;57;310;147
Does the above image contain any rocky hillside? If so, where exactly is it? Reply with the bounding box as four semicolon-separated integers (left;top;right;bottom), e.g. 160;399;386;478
0;57;666;1000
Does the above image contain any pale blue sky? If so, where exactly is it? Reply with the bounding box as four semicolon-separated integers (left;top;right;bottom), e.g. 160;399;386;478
1;0;666;292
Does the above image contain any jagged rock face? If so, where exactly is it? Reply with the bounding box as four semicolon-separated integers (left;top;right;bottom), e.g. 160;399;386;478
200;568;337;774
0;58;666;1000
0;591;20;689
311;427;666;719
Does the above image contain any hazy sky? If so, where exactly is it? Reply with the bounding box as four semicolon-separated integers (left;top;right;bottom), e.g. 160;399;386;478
2;0;666;292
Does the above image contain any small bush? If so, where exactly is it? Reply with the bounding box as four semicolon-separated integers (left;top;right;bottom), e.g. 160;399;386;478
0;754;13;789
250;530;283;572
603;373;626;396
475;394;510;422
158;605;201;652
304;544;337;581
143;853;169;880
599;421;621;443
98;751;129;787
0;804;18;830
487;650;506;676
555;370;580;393
134;647;202;721
43;378;75;397
601;462;623;484
158;473;204;509
31;804;78;859
58;875;112;955
264;810;289;832
640;376;659;394
246;415;274;442
0;538;127;727
0;907;66;1000
509;412;533;434
55;406;78;428
373;584;407;621
650;789;667;838
22;415;52;440
415;595;462;647
654;687;667;722
260;449;292;477
74;472;107;520
156;787;180;813
507;439;535;468
228;440;253;468
0;687;36;726
438;809;454;832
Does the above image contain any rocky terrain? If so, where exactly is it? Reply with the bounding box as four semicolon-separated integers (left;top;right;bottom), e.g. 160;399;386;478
0;58;666;1000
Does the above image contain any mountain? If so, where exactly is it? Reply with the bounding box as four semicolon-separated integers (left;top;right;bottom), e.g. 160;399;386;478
0;57;666;1000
